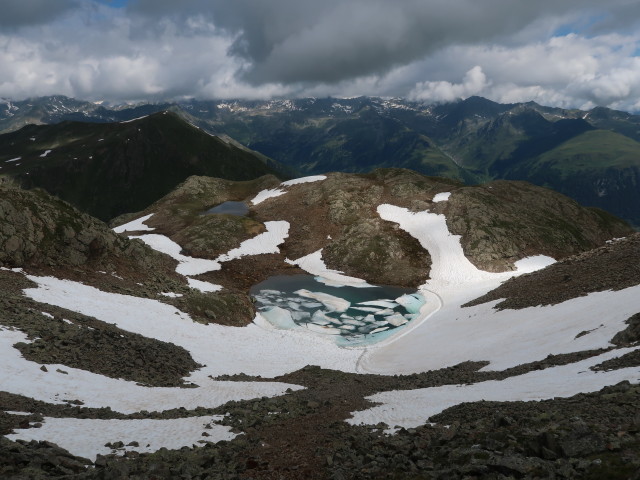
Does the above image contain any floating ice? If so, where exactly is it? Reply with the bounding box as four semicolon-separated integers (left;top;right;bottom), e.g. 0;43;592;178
306;323;342;335
261;307;297;330
395;293;426;314
295;289;350;313
386;314;409;327
357;300;398;309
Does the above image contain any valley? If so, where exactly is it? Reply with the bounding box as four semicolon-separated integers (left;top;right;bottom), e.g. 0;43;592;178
0;162;638;478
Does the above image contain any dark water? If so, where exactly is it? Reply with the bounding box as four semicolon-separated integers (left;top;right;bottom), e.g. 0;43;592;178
203;201;249;216
250;274;425;344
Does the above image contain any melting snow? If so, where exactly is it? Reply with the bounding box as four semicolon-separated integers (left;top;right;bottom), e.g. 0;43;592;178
432;192;451;202
285;249;371;287
113;213;155;233
120;115;149;123
21;275;361;377
251;188;286;205
217;221;289;260
39;150;52;157
7;416;235;461
187;278;222;293
359;205;639;375
350;348;640;431
131;234;221;276
0;327;299;414
5;157;21;163
251;176;327;205
280;175;327;186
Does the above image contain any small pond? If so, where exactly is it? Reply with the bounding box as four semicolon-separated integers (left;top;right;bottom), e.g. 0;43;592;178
250;274;426;346
203;201;249;216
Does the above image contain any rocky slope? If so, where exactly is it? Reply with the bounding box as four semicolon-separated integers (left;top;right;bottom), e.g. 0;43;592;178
0;112;283;221
4;95;640;225
124;169;630;292
0;171;638;479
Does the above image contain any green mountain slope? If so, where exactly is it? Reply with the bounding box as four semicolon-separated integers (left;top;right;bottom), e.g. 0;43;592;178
0;112;282;220
501;130;640;227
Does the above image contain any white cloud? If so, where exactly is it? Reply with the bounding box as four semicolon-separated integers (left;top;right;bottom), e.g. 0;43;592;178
409;66;489;102
0;1;639;111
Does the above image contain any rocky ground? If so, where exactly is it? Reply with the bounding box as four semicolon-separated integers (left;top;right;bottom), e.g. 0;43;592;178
2;354;639;479
1;171;638;478
466;234;640;310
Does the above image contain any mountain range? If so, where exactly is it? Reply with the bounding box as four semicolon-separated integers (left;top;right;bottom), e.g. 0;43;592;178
2;95;640;227
0;94;639;479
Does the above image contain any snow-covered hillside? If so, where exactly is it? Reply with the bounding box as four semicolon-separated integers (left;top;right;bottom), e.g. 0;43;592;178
1;171;638;477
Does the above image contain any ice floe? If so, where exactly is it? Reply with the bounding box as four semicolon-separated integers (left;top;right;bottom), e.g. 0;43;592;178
252;277;424;343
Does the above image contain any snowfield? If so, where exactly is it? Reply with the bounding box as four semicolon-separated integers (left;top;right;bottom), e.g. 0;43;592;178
3;195;639;460
251;175;327;205
350;347;640;432
6;416;236;461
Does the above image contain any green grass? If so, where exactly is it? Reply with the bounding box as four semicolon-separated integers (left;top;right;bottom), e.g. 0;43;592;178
536;129;640;172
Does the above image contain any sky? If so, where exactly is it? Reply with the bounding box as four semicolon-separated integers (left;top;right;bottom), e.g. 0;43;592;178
1;0;640;111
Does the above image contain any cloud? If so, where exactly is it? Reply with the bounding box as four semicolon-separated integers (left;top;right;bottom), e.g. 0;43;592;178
126;0;629;86
0;0;639;112
0;0;77;29
410;66;489;103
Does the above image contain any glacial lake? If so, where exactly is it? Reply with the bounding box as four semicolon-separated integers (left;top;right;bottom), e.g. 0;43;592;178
250;274;426;346
203;201;249;216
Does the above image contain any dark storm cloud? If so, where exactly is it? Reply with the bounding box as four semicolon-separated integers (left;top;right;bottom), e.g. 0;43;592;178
127;0;618;85
0;0;77;29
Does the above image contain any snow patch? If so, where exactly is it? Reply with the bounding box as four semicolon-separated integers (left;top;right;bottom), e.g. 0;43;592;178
130;234;221;276
432;192;451;202
251;176;327;205
350;348;640;431
120;115;149;123
281;175;327;186
251;188;286;205
286;249;370;287
39;150;52;157
7;416;235;461
217;221;289;261
22;275;361;377
113;213;155;233
187;278;222;293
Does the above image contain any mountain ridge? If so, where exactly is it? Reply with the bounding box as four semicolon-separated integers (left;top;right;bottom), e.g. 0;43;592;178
2;94;640;226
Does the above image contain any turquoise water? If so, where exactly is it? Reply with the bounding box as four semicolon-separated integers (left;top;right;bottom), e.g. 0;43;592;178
203;201;249;216
250;274;425;345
